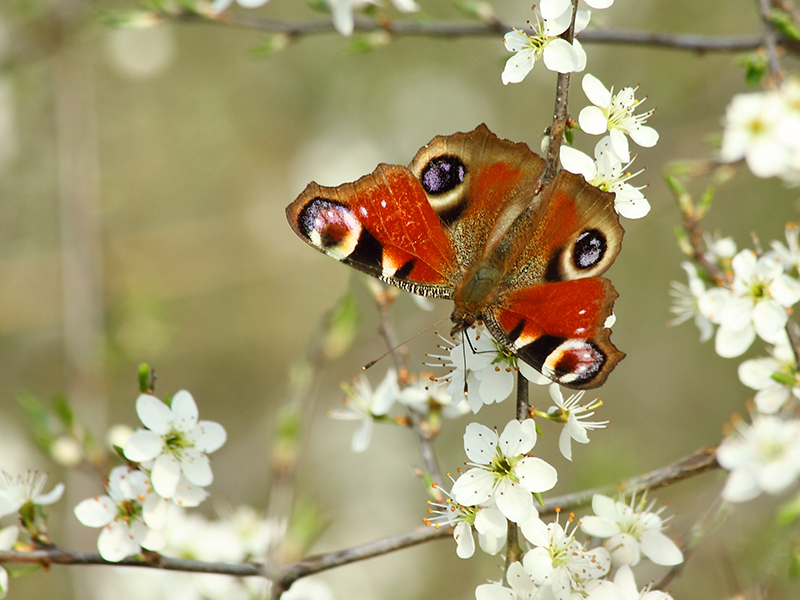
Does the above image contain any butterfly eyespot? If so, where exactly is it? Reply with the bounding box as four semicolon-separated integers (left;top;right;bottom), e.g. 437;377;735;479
573;229;606;270
544;339;606;385
297;198;363;260
420;155;467;195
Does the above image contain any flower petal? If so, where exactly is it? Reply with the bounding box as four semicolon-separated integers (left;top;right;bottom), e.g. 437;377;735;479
515;457;558;494
151;453;181;498
494;479;533;523
98;520;139;562
123;429;164;462
463;423;498;464
74;496;116;527
191;421;227;453
136;394;173;434
180;449;213;487
170;390;199;432
640;529;684;566
451;468;494;507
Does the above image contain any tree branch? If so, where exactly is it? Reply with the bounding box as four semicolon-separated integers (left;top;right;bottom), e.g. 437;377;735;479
159;10;773;54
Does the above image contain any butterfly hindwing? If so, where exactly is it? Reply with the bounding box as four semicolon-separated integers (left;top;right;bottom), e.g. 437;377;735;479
485;277;624;388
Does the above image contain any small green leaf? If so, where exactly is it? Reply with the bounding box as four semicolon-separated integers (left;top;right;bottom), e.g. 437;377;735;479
138;363;152;393
770;9;800;41
53;394;75;429
249;34;292;57
532;491;545;508
734;52;766;87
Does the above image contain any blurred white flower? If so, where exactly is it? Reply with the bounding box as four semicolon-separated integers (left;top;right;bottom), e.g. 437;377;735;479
475;561;545;600
0;525;18;600
0;471;64;518
717;414;800;502
328;0;419;37
738;340;800;413
699;250;800;357
585;564;675;600
328;368;398;452
668;262;715;342
210;0;271;13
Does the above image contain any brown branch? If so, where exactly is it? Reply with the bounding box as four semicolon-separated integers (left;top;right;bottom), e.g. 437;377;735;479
157;10;775;53
541;444;720;515
756;0;785;85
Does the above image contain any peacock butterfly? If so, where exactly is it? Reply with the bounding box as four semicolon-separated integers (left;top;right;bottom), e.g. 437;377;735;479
286;124;625;389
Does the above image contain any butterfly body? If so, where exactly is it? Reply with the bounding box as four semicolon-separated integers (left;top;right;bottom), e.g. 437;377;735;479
287;124;625;388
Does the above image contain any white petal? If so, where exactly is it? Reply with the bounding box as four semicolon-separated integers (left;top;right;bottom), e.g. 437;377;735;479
614;188;651;219
136;394;173;434
474;506;508;537
737;357;778;390
463;422;498;464
580;515;620;538
171;478;209;507
142;494;168;529
770;274;800;306
578;106;608;135
515;456;558;493
180;448;213;487
721;468;761;502
209;0;234;13
123;429;164;462
494;479;532;523
74;496;116;527
170;390;199;432
476;583;515;600
0;526;18;551
452;468;495;506
640;529;684;566
607;532;641;567
629;125;659;148
503;30;531;53
35;482;65;506
151;453;181;498
715;324;756;358
351;419;372;453
582;73;611;107
540;0;571;19
191;421;227;453
560;145;596;179
98;520;139;562
752;300;789;342
453;521;475;558
609;129;631;163
502;49;536;85
754;386;790;414
499;418;536;456
542;38;581;73
522;546;553;583
506;561;538;597
331;4;355;36
584;0;613;7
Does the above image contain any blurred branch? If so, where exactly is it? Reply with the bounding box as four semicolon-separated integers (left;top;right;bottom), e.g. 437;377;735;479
541;444;720;515
757;0;786;85
159;9;775;53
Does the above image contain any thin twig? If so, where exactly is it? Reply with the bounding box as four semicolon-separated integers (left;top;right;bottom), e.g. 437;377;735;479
756;0;785;85
158;9;776;53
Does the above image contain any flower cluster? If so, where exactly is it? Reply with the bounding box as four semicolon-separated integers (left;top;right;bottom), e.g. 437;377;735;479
74;390;226;562
720;77;800;183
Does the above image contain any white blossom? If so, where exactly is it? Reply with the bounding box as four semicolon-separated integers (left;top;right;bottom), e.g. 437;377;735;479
451;420;557;523
738;340;800;413
546;384;609;461
580;493;683;567
74;466;167;562
560;137;650;219
424;484;507;558
328;368;399;452
209;0;270;14
699;250;800;357
475;562;546;600
0;471;64;519
428;326;549;414
585;564;675;600
123;391;226;500
501;10;587;84
578;73;659;162
668;262;715;342
717;414;800;502
521;513;611;600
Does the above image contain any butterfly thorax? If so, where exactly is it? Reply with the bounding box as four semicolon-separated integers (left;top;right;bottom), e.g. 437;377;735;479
450;264;502;335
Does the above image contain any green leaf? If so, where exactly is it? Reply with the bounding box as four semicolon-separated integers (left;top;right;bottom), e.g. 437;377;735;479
249;34;292;57
734;52;766;87
138;363;152;394
770;9;800;41
53;394;75;429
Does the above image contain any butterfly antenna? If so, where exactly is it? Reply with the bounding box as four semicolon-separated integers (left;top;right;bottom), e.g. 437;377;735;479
362;315;450;371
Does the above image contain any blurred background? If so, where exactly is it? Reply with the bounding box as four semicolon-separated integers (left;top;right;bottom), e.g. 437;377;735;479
1;0;799;598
